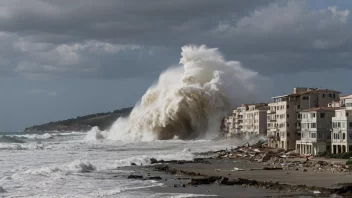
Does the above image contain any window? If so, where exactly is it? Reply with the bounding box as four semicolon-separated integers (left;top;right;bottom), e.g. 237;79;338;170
343;133;346;140
311;133;317;138
322;94;325;98
311;123;317;128
287;105;289;109
298;105;301;109
287;123;290;127
287;114;289;118
350;122;352;128
338;122;341;128
329;93;332;97
312;113;316;118
333;93;336;98
297;114;301;119
302;96;309;100
342;122;346;129
320;113;325;118
347;112;350;117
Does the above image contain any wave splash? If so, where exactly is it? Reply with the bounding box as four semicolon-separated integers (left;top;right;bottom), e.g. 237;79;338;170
86;45;259;141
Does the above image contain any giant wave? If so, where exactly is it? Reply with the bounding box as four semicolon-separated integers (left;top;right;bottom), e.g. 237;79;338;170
86;45;261;141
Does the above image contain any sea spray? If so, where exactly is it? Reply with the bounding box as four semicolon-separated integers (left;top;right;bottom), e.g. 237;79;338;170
86;45;261;141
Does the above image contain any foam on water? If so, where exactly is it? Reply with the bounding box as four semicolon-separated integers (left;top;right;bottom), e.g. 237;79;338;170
9;131;87;140
0;132;242;198
109;148;194;168
11;159;96;180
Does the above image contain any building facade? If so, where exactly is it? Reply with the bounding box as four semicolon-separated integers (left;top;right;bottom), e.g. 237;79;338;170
267;88;340;150
223;103;268;137
296;107;336;155
243;104;269;136
231;105;248;135
331;94;352;153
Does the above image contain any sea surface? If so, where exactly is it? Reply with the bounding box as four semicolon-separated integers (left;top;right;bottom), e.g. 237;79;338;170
0;131;239;198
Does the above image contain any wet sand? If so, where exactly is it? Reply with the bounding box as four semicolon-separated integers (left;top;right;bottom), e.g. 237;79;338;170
165;158;352;189
123;163;311;198
120;157;352;197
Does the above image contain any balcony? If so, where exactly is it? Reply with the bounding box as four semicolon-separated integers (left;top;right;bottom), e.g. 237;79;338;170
268;133;280;141
268;109;276;114
296;125;301;130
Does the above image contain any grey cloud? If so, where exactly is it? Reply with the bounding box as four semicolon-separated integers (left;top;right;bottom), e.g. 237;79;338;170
205;1;352;74
0;0;273;43
0;0;352;79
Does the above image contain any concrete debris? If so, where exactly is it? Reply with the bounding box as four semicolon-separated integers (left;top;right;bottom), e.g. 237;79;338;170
216;140;352;173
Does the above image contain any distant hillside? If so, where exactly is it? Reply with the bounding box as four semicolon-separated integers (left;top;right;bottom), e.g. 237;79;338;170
24;107;133;132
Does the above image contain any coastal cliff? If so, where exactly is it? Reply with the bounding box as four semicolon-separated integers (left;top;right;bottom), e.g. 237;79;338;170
24;107;133;132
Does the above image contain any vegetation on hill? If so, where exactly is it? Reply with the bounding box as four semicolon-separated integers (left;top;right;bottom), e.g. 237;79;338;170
24;107;133;132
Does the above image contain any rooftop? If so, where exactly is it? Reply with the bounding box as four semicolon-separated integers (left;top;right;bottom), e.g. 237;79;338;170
341;94;352;99
301;107;341;112
272;89;341;99
241;103;267;107
257;106;270;110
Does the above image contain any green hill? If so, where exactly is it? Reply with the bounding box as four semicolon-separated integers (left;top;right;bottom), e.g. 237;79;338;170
24;107;133;132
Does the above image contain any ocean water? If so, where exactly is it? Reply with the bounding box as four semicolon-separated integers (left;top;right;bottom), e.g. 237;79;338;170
0;131;243;198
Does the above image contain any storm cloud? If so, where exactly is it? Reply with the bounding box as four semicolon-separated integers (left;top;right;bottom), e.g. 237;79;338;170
0;0;352;131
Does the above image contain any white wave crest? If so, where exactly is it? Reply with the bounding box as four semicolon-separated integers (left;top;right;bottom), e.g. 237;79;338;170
0;143;44;150
12;159;96;179
85;45;261;141
13;133;53;139
106;148;194;168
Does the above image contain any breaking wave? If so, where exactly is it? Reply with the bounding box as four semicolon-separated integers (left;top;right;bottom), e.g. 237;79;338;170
109;147;194;168
86;45;261;141
11;160;96;179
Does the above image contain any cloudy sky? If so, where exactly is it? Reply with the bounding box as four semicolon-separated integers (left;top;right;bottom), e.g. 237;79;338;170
1;0;352;131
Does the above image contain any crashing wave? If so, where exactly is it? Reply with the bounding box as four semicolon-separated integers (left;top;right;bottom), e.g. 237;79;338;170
0;135;26;143
86;45;260;141
11;159;96;180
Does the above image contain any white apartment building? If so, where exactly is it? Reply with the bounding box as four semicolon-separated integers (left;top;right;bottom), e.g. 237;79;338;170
224;103;268;137
243;104;269;136
296;107;336;155
231;105;248;135
331;94;352;153
267;88;340;150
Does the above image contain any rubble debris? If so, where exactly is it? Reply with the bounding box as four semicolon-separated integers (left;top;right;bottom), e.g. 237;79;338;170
127;175;143;179
190;177;222;185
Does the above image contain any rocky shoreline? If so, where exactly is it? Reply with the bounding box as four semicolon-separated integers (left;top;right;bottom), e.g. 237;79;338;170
120;141;352;197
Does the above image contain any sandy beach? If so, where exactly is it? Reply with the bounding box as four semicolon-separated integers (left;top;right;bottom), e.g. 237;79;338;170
119;143;352;197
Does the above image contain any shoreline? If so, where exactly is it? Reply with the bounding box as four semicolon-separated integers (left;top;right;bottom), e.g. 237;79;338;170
119;141;352;197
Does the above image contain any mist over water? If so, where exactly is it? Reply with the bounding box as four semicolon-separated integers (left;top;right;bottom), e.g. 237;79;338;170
86;45;261;141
